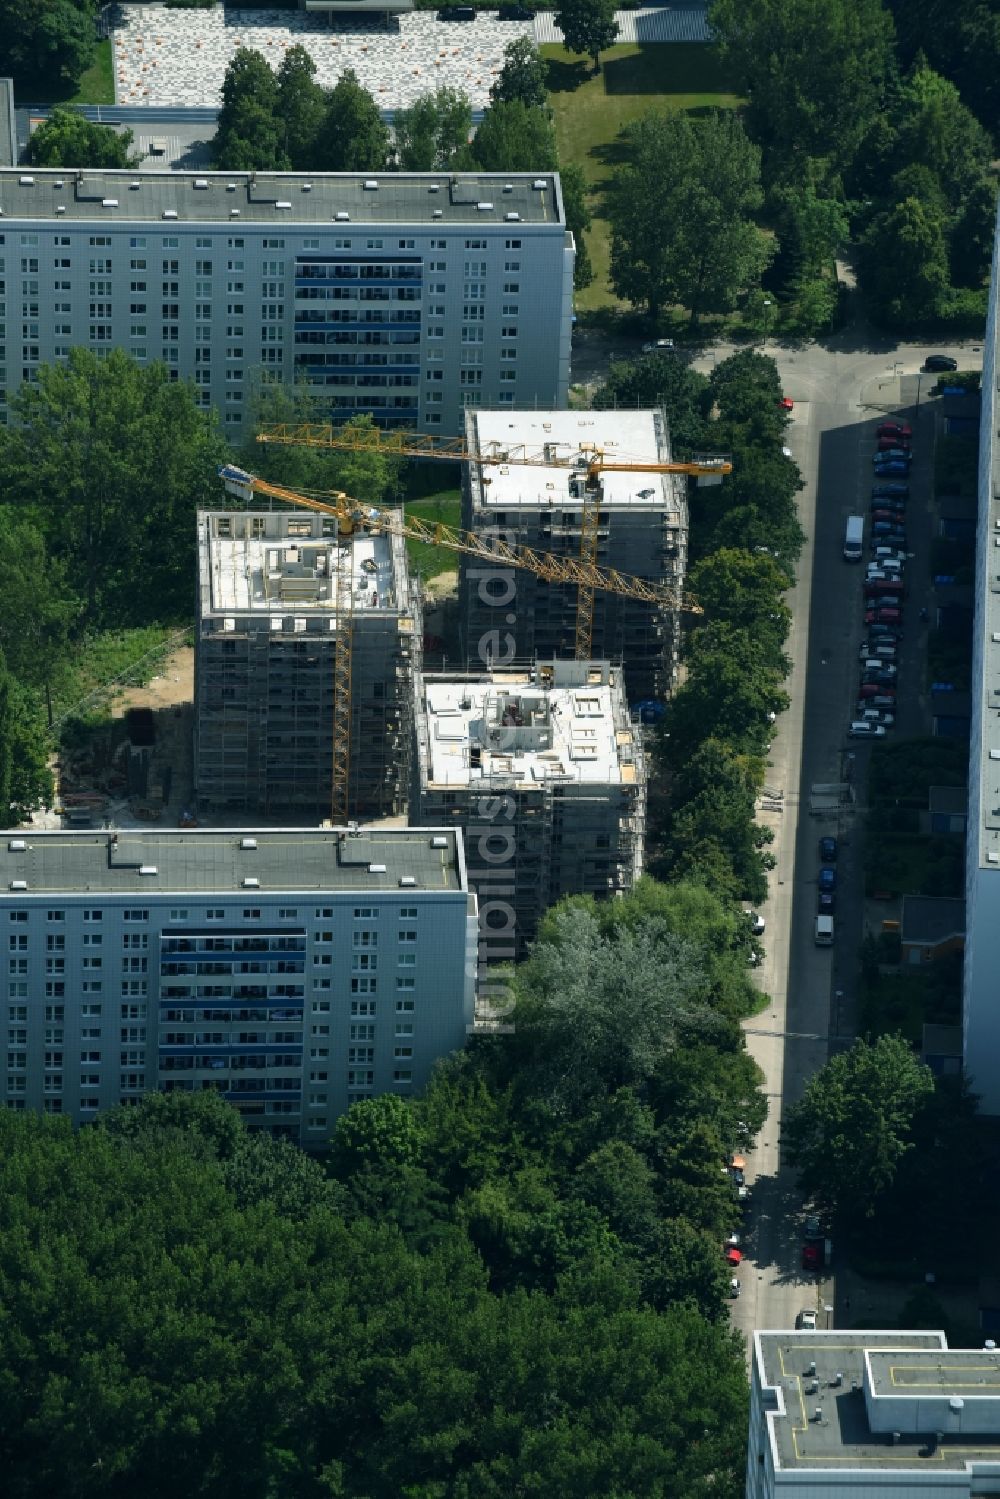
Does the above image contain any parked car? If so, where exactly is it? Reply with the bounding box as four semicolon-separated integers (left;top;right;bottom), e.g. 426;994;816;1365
857;693;896;711
877;434;911;452
865;606;903;625
871;527;907;545
923;353;958;372
802;1241;823;1271
848;721;887;739
859;642;896;660
438;5;476;17
873;546;907;563
725;1245;742;1266
862;670;897;688
877;420;912;440
818;867;836;893
872;482;909;498
858;682;896;699
818;889;835;913
780;396;794;410
874;459;911;476
870;497;906;515
873;447;911;464
744;908;765;936
642;338;674;353
730;1277;742;1298
866;623;902;640
797;1307;818;1329
861;708;895;725
819;836;838;862
498;3;534;16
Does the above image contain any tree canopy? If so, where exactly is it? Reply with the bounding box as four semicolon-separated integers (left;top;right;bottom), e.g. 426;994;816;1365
609;110;771;323
28;110;139;169
392;86;472;171
0;0;95;92
316;67;390;171
212;47;289;171
554;0;619;71
471;99;558;172
489;35;549;110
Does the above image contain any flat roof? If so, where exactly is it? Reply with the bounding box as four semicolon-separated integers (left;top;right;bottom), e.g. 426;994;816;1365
900;894;966;944
0;168;562;227
755;1331;1000;1473
0;828;465;896
467;408;684;511
418;663;639;789
199;510;410;618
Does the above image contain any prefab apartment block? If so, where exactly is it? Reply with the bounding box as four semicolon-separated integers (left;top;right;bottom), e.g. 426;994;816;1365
195;508;419;820
0;827;477;1143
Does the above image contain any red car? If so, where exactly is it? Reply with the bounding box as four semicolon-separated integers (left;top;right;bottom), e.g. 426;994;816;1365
802;1241;823;1271
864;579;905;597
858;682;896;699
780;396;794;410
865;607;902;625
877;433;911;451
877;420;912;439
725;1246;742;1266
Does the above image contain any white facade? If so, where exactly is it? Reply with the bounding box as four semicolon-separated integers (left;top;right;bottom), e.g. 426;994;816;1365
749;1329;1000;1496
0;168;573;436
0;828;477;1143
964;200;1000;1113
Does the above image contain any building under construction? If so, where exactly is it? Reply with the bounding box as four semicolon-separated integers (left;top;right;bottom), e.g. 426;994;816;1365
458;409;689;703
195;509;420;819
411;660;645;953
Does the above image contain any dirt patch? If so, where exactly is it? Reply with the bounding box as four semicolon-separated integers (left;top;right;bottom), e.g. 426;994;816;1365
423;570;459;601
107;644;194;717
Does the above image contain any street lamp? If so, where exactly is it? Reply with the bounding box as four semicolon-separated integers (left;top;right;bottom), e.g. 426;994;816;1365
763;298;773;350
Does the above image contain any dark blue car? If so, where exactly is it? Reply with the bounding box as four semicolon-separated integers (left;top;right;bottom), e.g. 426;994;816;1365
874;459;910;476
872;483;909;499
819;836;838;862
818;868;836;893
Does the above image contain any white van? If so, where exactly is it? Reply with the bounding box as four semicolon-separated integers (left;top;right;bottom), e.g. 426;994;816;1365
814;914;834;946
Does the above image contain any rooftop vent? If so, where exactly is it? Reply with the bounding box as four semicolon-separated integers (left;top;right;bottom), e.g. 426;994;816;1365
242;876;260;888
54;178;63;188
55;206;65;215
240;838;258;850
432;208;443;217
950;1396;964;1412
989;851;1000;863
139;865;158;876
102;198;119;208
429;183;440;192
991;749;1000;760
505;212;520;221
194;178;209;190
431;835;448;849
162;209;178;220
477;201;494;211
532;178;546;189
9;880;27;891
503;183;513;193
368;863;387;873
130;180;141;191
302;182;312;192
19;175;34;186
275;200;292;210
230;209;240;217
335;211;350;221
8;840;26;852
226;182;237;192
363;179;379;190
399;876;417;887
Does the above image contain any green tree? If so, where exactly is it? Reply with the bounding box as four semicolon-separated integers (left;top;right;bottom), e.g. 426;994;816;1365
861;193;951;325
709;0;894;186
242;377;402;503
0;0;95;91
489;35;549;109
688;549;791;666
28;109;139;169
316;68;389;172
470;99;558;172
0;652;52;824
951;175;998;289
0;511;80;696
887;0;1000;139
0;349;227;626
275;44;326;170
561;161;594;290
782;1034;935;1221
609;110;771;323
554;0;619;72
594;355;711;453
892;58;993;214
211;47;288;171
667;623;789;762
393;86;472;170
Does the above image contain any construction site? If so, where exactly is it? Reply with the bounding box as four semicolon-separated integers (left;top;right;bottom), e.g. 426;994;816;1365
411;660;646;953
194;508;420;820
458;409;690;702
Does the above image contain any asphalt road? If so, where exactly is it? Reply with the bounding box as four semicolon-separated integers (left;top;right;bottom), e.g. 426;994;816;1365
683;331;984;1347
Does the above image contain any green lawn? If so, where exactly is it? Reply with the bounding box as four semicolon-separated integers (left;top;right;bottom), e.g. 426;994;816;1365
403;490;462;580
69;42;116;106
543;42;742;312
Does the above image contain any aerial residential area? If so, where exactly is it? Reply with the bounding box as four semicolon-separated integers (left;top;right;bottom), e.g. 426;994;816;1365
0;0;999;1492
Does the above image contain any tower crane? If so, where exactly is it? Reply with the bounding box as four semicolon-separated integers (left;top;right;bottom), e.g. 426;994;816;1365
217;464;704;823
254;422;731;659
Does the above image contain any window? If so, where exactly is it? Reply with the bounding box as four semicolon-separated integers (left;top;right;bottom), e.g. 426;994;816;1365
394;1047;413;1059
502;303;519;316
123;909;148;922
131;237;148;248
464;239;486;250
503;282;520;293
195;237;212;249
460;369;482;386
393;1070;412;1083
8;911;27;924
350;998;376;1016
82;933;102;947
504;261;521;272
461;327;484;345
262;238;285;249
398;930;417;944
207;908;224;921
169;908;189;921
8;935;26;951
505;238;522;249
395;1022;414;1037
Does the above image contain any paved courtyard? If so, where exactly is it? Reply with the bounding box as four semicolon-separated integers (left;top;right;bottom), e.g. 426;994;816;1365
111;5;710;111
113;5;533;111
